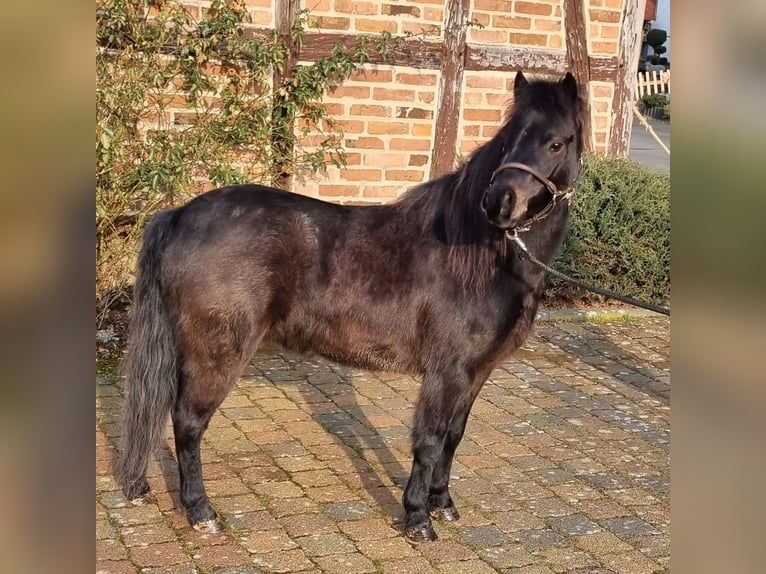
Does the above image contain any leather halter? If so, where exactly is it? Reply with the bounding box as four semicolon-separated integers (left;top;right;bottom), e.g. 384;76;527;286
488;162;576;231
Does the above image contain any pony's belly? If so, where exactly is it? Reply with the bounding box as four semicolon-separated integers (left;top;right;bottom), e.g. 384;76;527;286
268;319;419;374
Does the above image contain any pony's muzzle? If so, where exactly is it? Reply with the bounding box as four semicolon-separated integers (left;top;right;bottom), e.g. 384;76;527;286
482;185;519;229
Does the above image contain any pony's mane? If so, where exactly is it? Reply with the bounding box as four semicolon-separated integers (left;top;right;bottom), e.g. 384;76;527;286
396;77;583;291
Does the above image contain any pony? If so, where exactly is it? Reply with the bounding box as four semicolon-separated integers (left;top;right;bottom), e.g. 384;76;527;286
116;71;585;541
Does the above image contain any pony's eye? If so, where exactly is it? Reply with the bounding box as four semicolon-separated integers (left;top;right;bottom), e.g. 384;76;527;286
549;141;564;153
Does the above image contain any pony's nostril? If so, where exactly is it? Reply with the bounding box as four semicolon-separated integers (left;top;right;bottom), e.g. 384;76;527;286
499;192;513;217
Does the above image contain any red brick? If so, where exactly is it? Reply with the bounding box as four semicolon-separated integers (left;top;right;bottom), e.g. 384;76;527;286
341;169;383;181
403;22;441;36
464;108;502;121
515;1;553;16
347;137;385;149
590;9;622;23
509;32;549;47
356;18;397;33
592;41;618;53
335;0;378;15
367;152;408;167
319;185;359;197
373;88;416;102
363;186;401;198
534;19;562;32
470;29;508;43
412;123;432;136
466;76;504;89
593;85;613;97
386;169;424;182
351;68;393;82
368;121;409;135
329;86;371;99
474;0;512;11
350;104;391;117
323;103;345;115
382;4;420;17
309;16;351;30
396;73;438;86
390;138;431;151
493;15;531;29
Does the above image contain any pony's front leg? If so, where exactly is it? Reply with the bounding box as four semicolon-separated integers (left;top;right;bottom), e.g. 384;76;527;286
428;408;472;523
403;372;463;542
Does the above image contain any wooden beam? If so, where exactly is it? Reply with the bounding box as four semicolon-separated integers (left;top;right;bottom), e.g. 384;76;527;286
563;0;593;151
300;33;442;69
609;0;647;156
245;29;620;82
430;0;471;178
271;0;301;189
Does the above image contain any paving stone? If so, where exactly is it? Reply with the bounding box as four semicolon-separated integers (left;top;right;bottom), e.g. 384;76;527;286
600;516;660;537
325;500;375;520
380;557;438;574
599;550;661;574
459;525;508;547
418;539;478;562
296;532;357;556
208;567;266;574
548;514;601;535
357;537;419;561
477;543;535;568
95;560;140;574
129;542;188;567
251;548;313;573
315;552;377;573
279;512;338;537
489;510;546;533
533;546;600;572
512;529;568;549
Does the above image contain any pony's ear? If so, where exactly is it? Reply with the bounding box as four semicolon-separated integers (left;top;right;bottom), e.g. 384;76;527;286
561;72;578;103
513;71;528;98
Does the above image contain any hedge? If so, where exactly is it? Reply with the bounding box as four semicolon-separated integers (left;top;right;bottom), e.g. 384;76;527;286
548;154;670;306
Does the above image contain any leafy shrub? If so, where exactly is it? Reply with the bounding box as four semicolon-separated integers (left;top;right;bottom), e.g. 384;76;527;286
549;155;670;306
96;0;376;313
641;93;668;109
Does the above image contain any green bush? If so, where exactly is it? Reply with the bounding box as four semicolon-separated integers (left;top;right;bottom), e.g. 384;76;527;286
549;155;670;306
641;93;668;109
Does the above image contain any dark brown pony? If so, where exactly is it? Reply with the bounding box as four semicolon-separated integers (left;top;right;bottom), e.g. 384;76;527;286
117;72;585;541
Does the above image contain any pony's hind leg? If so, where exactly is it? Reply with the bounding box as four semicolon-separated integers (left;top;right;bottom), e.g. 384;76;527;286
172;314;260;532
172;379;231;532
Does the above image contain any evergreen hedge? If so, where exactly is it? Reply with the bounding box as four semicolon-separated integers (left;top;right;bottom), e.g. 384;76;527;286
548;154;670;306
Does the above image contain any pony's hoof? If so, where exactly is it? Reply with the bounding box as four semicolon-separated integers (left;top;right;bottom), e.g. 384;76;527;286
192;517;224;533
430;505;460;522
405;523;438;542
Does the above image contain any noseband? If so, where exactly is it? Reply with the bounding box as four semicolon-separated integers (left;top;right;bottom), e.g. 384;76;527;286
488;161;577;232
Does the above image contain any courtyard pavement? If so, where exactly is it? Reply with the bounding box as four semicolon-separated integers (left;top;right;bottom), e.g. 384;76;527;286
97;315;670;574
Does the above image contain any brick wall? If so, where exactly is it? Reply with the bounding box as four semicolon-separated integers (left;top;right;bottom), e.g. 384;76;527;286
181;0;634;202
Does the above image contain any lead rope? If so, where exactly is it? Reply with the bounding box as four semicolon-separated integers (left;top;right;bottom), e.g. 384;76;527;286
507;230;671;316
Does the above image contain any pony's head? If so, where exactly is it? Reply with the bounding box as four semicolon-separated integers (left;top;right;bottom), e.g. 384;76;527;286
481;72;584;230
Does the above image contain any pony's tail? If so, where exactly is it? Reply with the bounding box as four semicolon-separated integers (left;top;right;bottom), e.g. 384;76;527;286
116;209;180;499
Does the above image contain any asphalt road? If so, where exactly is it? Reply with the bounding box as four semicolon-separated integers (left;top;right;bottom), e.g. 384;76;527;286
629;115;670;173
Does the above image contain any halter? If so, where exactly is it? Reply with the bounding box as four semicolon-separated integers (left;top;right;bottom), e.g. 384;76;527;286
488;160;578;232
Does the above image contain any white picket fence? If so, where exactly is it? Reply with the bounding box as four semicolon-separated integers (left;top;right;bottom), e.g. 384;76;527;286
634;69;670;100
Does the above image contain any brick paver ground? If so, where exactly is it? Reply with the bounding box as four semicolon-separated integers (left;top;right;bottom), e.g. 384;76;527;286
97;317;670;574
